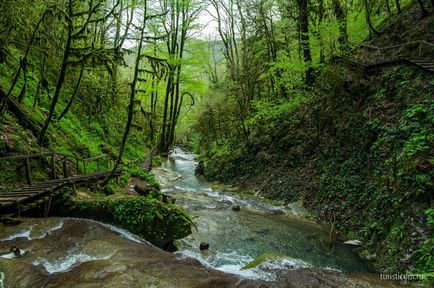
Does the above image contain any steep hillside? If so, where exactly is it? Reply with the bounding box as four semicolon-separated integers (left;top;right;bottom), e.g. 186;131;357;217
199;0;434;280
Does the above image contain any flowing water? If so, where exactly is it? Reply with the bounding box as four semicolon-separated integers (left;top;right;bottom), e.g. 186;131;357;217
0;148;411;287
157;148;370;279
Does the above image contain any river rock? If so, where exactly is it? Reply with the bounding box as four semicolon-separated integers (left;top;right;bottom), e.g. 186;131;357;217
162;194;176;204
1;216;409;287
232;205;241;211
220;199;233;205
287;201;309;217
134;184;159;197
199;242;209;251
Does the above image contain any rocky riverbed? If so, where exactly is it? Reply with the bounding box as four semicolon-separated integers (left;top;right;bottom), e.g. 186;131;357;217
0;217;412;288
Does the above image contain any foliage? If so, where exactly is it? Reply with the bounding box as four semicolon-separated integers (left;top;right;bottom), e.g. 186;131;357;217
196;61;434;277
413;209;434;285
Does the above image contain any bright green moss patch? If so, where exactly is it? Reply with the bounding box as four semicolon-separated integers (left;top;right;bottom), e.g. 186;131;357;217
65;197;193;248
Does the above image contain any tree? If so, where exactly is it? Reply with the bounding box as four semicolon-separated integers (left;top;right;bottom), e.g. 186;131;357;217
158;0;202;153
296;0;313;84
104;0;151;184
38;0;119;145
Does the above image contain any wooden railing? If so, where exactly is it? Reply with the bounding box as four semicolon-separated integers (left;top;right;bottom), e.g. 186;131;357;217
359;40;434;62
0;151;115;186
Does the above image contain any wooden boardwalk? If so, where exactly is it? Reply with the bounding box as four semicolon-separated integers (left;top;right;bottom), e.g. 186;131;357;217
360;41;434;73
0;152;121;216
364;58;434;73
0;171;121;210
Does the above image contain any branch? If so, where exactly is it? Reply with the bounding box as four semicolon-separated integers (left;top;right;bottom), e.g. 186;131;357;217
71;1;103;38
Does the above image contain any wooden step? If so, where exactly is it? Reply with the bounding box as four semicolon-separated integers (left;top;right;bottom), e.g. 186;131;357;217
0;193;38;197
0;197;26;202
0;170;121;215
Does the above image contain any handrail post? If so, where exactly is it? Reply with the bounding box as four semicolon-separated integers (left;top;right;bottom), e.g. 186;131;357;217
51;152;56;180
76;158;79;175
83;160;87;174
24;157;32;185
63;157;68;178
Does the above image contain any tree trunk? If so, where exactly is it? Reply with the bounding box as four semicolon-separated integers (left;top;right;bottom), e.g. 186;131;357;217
395;0;401;14
6;9;47;102
297;0;313;84
364;0;379;37
332;0;348;49
38;4;73;145
103;2;148;185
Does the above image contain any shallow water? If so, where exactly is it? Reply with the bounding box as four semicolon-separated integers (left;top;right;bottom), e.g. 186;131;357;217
0;148;411;287
159;148;371;277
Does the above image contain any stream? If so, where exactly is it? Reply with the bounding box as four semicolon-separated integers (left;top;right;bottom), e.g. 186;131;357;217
0;148;411;287
157;148;370;278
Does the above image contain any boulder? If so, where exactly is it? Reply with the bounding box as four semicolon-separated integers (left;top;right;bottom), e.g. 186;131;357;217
199;242;209;251
162;194;176;204
134;184;159;197
232;205;241;211
63;197;193;249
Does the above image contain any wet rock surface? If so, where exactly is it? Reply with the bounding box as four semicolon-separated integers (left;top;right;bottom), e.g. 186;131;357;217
0;218;411;288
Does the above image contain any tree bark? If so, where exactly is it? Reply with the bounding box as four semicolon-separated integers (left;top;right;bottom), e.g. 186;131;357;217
297;0;313;84
38;1;73;145
395;0;401;14
332;0;348;49
103;1;148;185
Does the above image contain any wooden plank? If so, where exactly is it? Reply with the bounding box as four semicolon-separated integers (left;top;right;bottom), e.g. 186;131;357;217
0;152;52;162
0;198;18;202
1;193;37;197
9;187;43;191
0;197;25;202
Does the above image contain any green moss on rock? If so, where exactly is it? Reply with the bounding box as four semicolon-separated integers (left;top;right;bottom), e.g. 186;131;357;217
65;197;193;248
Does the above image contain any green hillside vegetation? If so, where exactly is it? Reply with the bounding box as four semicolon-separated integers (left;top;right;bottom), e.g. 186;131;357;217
0;0;433;284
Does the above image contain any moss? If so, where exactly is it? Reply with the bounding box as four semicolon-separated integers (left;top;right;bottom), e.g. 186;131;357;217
64;197;193;248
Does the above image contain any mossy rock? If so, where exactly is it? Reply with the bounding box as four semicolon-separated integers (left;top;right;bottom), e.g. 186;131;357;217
242;252;287;270
64;197;193;248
